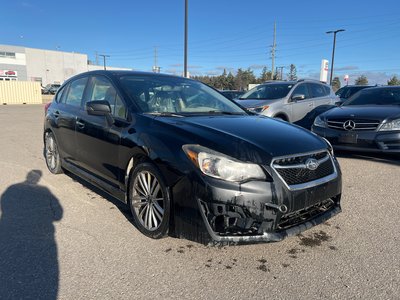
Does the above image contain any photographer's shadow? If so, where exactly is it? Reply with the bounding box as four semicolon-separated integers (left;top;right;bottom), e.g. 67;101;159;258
0;170;63;299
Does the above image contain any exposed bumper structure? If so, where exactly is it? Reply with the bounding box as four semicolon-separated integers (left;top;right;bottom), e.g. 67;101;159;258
172;152;342;245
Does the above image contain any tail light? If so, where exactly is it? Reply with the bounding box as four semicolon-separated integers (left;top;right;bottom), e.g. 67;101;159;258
44;102;51;114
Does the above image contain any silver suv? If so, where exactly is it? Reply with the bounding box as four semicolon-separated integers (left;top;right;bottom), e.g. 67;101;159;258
237;80;338;124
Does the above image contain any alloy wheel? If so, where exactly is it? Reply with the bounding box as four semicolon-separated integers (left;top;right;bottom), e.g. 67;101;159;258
131;171;165;231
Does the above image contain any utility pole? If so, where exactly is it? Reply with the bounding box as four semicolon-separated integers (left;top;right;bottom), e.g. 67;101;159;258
271;21;276;80
184;0;188;78
276;66;284;80
153;46;160;73
95;51;99;65
99;54;110;70
326;29;345;85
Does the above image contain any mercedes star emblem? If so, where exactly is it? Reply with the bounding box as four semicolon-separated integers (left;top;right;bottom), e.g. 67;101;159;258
343;120;356;131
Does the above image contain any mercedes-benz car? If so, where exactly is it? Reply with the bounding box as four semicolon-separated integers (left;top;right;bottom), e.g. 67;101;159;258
44;71;342;245
312;86;400;154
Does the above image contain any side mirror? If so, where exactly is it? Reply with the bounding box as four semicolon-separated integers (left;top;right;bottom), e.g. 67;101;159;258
86;100;114;125
291;94;306;101
86;100;111;116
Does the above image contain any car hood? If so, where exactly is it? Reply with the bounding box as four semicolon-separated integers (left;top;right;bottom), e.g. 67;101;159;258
235;99;281;108
322;105;400;121
154;115;327;163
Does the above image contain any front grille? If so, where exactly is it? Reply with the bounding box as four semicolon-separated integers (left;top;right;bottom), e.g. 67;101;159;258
327;118;381;131
272;151;335;187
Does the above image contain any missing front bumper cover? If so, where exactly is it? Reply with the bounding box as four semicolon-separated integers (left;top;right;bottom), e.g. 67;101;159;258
198;196;341;243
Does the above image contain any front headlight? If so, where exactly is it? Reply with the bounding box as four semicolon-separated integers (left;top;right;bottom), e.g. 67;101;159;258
250;105;269;114
313;115;327;128
379;119;400;131
182;145;266;182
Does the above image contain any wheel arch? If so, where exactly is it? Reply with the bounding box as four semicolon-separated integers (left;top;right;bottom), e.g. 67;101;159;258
273;112;290;121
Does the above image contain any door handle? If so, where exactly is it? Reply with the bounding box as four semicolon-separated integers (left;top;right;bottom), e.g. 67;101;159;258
76;120;85;129
308;103;313;107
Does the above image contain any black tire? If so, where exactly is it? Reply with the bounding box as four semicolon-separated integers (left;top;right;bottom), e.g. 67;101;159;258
44;131;63;174
128;162;170;239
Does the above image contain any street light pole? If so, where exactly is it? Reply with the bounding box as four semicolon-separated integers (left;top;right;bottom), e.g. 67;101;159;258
99;54;110;70
326;29;345;85
184;0;188;78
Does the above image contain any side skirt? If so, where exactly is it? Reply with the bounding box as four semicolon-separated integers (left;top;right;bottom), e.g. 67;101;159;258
62;160;127;204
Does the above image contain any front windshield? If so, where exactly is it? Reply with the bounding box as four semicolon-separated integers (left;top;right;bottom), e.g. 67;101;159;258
239;83;293;100
344;88;400;106
119;75;246;115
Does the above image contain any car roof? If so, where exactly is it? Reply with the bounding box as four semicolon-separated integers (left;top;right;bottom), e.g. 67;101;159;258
64;70;191;85
358;85;400;91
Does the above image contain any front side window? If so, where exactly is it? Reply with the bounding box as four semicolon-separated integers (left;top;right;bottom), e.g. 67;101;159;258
90;76;127;119
119;75;245;115
64;77;88;107
291;84;310;99
240;83;293;100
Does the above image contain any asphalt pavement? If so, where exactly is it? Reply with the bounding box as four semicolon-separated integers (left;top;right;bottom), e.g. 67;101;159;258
0;105;399;299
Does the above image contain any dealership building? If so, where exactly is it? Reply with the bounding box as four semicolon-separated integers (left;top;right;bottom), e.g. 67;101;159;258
0;44;131;86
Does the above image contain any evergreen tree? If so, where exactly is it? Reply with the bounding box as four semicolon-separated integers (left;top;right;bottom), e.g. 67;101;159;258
332;77;341;91
259;66;272;83
226;72;235;90
235;68;245;90
387;75;400;86
288;64;297;81
355;75;369;85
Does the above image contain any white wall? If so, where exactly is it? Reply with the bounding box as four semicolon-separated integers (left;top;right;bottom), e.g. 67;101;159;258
25;48;88;85
0;52;26;66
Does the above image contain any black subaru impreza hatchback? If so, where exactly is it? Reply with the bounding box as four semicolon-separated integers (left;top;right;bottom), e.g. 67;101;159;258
44;70;342;244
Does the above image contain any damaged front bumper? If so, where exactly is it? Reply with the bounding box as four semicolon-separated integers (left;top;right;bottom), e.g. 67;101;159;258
174;154;342;244
171;153;342;245
198;176;341;244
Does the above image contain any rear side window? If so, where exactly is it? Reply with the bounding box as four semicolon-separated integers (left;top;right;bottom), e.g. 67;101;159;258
89;76;127;119
309;83;329;98
55;86;66;103
64;77;88;107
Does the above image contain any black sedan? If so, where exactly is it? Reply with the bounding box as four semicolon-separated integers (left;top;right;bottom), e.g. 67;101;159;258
44;70;342;244
312;86;400;154
335;85;373;103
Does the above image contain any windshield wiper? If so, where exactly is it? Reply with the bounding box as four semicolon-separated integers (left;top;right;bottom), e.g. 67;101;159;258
147;112;185;117
207;110;246;115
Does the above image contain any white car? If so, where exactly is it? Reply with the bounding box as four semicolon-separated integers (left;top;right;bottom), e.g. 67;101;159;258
237;80;338;127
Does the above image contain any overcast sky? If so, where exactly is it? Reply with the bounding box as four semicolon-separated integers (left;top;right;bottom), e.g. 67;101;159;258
3;0;400;84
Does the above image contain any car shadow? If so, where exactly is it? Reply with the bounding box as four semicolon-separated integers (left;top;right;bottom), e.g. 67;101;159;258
64;171;134;223
335;150;400;166
0;170;63;299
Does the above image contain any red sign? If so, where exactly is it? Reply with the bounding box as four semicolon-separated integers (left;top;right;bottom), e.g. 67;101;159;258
0;69;17;77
